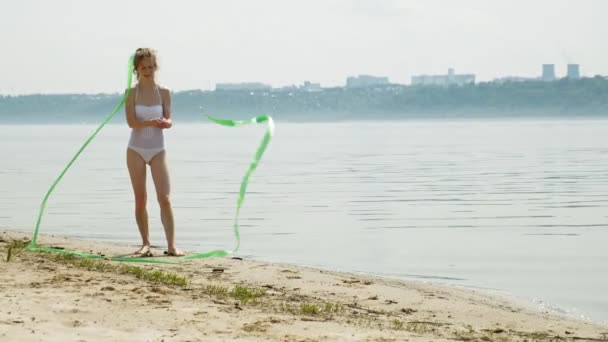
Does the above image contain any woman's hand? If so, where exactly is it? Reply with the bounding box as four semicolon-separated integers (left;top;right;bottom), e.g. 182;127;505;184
159;117;173;129
148;119;165;128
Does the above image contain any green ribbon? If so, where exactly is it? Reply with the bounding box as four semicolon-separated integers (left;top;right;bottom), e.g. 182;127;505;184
205;115;275;254
179;114;274;261
27;54;274;264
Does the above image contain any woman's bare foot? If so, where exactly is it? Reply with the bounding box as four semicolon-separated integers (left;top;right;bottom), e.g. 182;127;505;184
134;245;151;255
165;248;185;257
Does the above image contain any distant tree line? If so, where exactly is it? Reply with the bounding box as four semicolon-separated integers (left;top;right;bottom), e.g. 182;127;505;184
1;76;607;123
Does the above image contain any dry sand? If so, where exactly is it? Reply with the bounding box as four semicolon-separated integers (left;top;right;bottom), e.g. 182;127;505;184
1;230;607;342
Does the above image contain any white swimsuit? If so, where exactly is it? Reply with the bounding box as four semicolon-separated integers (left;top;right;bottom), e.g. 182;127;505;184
128;85;165;164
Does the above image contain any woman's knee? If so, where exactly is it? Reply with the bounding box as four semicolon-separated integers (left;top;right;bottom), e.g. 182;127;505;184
157;194;171;208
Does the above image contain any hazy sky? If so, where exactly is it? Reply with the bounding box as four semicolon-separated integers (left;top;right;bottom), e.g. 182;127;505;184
1;0;606;94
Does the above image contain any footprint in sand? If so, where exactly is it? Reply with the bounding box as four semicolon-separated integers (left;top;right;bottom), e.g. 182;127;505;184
62;320;85;328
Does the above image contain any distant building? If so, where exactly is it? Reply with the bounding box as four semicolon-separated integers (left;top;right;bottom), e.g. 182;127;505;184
346;75;389;88
567;64;580;79
272;81;323;92
411;68;475;86
301;81;322;92
215;82;272;91
542;64;556;81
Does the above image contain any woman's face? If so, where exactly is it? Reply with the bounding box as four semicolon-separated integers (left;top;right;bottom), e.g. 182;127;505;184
137;57;156;79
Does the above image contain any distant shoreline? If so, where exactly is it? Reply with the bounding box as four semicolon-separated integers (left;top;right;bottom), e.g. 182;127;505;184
2;77;607;123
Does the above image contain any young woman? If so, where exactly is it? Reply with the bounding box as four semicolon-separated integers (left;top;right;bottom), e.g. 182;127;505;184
125;48;184;256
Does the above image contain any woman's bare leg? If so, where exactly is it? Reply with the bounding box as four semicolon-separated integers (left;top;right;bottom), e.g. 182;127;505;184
127;148;151;254
150;151;184;256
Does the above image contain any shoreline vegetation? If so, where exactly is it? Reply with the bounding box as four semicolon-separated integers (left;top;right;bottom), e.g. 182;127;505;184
2;230;607;341
1;77;608;123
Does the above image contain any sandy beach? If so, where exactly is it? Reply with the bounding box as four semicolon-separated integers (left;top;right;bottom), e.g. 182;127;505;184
1;230;607;342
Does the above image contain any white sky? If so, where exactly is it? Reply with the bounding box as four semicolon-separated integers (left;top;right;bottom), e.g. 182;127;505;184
1;0;606;94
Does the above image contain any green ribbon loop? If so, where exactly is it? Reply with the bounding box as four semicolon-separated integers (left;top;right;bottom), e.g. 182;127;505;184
28;54;135;251
27;54;274;264
207;115;275;254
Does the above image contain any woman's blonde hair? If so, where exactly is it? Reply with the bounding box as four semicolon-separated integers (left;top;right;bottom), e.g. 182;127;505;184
133;48;158;79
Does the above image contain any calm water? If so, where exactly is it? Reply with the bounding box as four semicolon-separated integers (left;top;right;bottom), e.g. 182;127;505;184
1;118;607;323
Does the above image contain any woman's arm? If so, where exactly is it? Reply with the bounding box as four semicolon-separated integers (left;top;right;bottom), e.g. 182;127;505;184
160;87;173;129
125;87;162;128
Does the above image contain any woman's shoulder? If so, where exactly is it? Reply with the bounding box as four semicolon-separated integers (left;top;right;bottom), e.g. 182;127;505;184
158;85;172;95
124;86;136;99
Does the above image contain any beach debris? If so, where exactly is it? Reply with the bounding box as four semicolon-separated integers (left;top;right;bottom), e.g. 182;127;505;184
151;287;172;295
345;303;384;315
401;308;417;314
300;317;319;322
